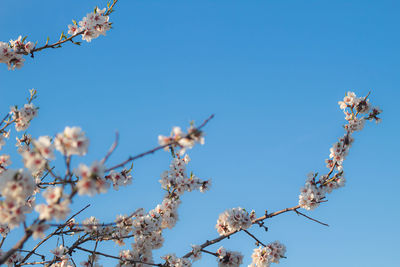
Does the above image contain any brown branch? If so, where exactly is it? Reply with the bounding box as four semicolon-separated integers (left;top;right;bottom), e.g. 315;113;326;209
19;260;52;266
18;205;91;265
101;131;119;164
0;236;6;248
0;113;10;128
0;119;15;133
182;204;300;259
0;231;33;265
18;0;119;57
243;229;266;247
200;249;218;257
294;209;329;227
75;246;162;267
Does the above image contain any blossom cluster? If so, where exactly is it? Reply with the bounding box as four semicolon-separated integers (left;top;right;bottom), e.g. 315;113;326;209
61;156;210;267
115;156;210;266
1;3;115;70
161;254;192;267
75;161;108;196
0;36;34;70
216;246;244;267
0;89;381;267
74;161;132;196
21;135;54;179
0;169;35;228
299;92;381;210
216;207;256;235
249;241;286;267
35;187;70;222
54;126;89;156
11;103;38;132
67;7;112;42
159;155;211;198
158;126;205;155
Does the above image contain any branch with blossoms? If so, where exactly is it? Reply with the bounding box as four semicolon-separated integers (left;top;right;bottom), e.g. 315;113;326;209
177;92;382;267
0;90;214;266
0;90;381;267
0;0;118;70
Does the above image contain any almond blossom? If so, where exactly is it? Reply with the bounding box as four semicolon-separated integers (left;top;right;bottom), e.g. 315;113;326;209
35;187;70;221
11;103;38;131
33;136;55;160
216;246;244;267
68;7;112;43
0;36;34;70
216;207;253;235
105;169;132;190
162;254;192;267
75;161;109;196
299;92;381;211
249;241;286;267
158;125;205;155
55;126;89;156
0;169;35;228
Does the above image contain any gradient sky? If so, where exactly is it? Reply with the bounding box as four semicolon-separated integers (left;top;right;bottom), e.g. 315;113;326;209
1;0;399;266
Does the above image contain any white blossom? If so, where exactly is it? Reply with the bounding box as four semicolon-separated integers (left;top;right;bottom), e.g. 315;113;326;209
11;103;38;131
106;169;132;190
216;247;244;267
68;7;111;43
55;127;89;156
216;207;253;235
75;161;109;196
33;136;55;160
162;254;192;267
249;241;286;267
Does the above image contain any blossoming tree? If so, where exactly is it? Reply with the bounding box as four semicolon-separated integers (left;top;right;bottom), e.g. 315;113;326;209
0;1;382;266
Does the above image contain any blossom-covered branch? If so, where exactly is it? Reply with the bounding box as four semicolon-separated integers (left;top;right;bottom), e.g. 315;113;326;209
0;91;383;267
0;0;118;70
179;92;381;267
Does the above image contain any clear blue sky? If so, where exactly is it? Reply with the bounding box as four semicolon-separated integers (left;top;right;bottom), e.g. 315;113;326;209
1;0;399;266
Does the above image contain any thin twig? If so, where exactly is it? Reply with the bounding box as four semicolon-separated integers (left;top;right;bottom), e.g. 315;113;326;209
294;209;329;227
243;229;266;247
101;131;119;164
18;205;91;265
200;249;218;257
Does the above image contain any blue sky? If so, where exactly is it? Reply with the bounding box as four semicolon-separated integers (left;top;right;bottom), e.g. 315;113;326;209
1;0;399;266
